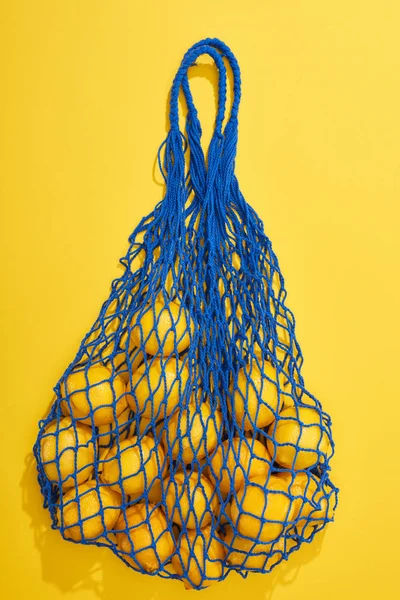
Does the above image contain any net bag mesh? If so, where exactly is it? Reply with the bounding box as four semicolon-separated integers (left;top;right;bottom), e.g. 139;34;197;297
34;38;338;590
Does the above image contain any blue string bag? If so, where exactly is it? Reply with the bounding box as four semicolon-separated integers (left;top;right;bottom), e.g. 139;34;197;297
34;38;338;590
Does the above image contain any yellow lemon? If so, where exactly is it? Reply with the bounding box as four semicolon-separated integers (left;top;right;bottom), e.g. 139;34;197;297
276;471;310;519
127;356;189;419
97;407;136;463
295;477;336;539
275;362;302;408
231;325;277;388
40;416;94;489
115;503;174;572
225;527;297;571
138;415;152;436
131;300;192;356
85;300;142;377
282;394;295;408
100;435;165;496
267;407;330;470
138;415;164;439
105;331;144;384
163;402;222;464
219;502;232;525
279;378;296;408
277;370;317;410
209;437;271;495
165;471;218;529
172;526;226;589
61;365;127;427
58;480;121;541
146;476;166;505
230;475;294;543
231;359;281;430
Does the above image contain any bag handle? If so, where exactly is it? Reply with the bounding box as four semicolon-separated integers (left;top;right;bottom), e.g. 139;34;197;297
160;40;242;219
170;40;242;198
168;44;228;201
182;38;242;126
169;44;228;146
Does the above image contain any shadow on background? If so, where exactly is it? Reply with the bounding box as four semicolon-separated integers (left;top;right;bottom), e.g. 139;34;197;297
21;452;180;599
21;453;103;597
21;450;326;600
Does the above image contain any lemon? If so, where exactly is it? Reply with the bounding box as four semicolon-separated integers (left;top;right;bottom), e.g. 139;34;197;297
276;471;310;519
267;406;330;470
99;331;123;362
277;369;318;410
219;502;232;525
61;365;127;427
146;476;166;505
295;476;336;539
165;471;218;529
172;526;226;589
131;300;192;356
127;356;189;419
106;332;144;384
58;480;121;541
100;435;165;496
97;407;135;462
163;402;222;463
209;437;271;495
279;388;296;408
115;503;174;572
40;416;94;489
85;302;144;381
274;360;302;406
138;415;164;439
231;359;281;430
225;527;297;571
230;475;294;543
232;324;295;410
138;415;152;436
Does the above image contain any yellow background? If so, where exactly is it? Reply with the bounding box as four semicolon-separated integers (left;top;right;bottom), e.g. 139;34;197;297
1;1;399;598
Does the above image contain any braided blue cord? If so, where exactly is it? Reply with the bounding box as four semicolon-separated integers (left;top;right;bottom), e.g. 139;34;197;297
33;38;338;590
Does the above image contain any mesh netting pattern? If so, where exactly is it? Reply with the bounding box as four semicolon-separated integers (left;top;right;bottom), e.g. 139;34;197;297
34;38;338;590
